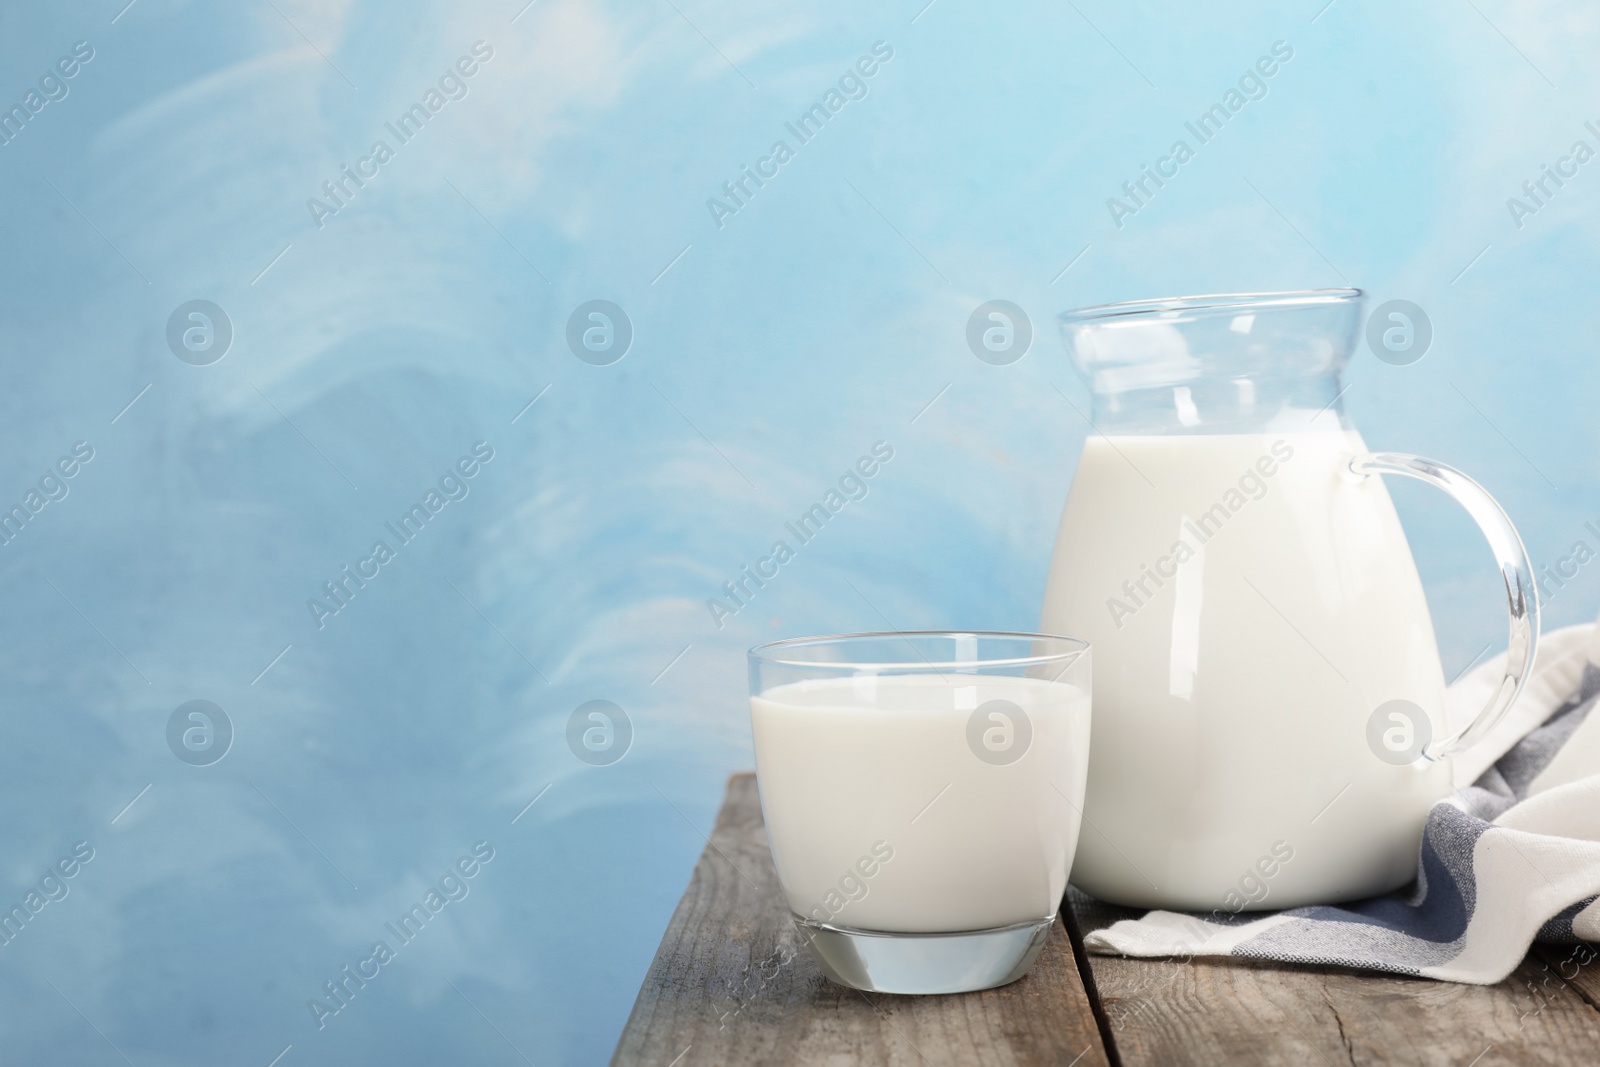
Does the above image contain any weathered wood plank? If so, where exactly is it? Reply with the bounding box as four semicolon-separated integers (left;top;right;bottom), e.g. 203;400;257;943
1072;889;1600;1066
612;773;1112;1067
1531;942;1600;1019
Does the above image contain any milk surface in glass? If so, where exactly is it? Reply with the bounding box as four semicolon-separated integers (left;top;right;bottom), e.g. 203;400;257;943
751;673;1089;933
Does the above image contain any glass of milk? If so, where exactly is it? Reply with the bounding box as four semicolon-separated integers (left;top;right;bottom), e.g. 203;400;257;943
748;631;1090;994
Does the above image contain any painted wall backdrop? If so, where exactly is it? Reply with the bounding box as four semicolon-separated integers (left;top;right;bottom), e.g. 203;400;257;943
0;0;1595;1062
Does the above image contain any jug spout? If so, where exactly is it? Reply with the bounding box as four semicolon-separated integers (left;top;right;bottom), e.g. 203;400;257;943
1059;289;1363;435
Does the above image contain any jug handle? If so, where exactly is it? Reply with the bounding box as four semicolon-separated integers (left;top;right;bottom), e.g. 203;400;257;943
1349;452;1540;761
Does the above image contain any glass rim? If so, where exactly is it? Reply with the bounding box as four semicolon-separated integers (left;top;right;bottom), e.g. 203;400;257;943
748;630;1089;672
1059;287;1363;325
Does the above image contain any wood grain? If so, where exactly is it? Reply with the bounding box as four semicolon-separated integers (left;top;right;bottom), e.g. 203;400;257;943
1532;942;1600;1018
611;773;1112;1067
1072;889;1600;1066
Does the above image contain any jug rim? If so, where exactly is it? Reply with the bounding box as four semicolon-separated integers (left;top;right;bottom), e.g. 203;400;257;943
1060;288;1362;324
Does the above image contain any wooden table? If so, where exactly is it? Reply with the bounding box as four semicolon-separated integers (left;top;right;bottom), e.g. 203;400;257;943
612;774;1600;1066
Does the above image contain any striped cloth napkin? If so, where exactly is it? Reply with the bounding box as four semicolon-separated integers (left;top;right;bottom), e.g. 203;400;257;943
1081;620;1600;984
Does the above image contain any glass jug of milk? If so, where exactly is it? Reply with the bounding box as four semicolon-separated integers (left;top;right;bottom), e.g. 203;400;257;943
1041;289;1538;911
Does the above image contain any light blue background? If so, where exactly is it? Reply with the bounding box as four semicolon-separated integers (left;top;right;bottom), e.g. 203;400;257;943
0;0;1595;1063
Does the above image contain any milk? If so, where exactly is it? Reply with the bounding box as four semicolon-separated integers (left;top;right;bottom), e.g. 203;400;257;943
1041;429;1450;910
751;674;1090;933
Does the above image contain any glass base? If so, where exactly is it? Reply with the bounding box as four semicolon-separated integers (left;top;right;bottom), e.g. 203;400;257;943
792;913;1055;994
